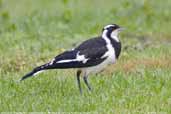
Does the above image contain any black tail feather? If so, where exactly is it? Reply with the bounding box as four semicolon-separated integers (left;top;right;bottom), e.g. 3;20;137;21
20;70;37;81
20;65;45;81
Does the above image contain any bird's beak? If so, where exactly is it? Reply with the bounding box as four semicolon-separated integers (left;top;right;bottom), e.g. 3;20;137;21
118;27;125;31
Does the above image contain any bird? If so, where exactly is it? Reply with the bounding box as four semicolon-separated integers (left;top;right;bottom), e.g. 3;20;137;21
20;24;124;94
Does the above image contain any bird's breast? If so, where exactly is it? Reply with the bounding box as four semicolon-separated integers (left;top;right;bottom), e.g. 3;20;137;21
105;44;116;64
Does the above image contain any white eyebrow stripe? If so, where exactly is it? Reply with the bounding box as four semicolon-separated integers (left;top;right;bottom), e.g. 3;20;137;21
104;25;114;29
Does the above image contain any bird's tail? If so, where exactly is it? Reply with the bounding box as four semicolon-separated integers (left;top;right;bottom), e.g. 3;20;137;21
20;63;48;81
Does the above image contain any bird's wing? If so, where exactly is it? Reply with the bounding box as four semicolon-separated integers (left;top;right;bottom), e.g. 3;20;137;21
43;37;108;69
20;37;108;80
75;37;106;50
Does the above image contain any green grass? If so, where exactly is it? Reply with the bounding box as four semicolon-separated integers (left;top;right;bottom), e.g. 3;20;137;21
0;0;171;113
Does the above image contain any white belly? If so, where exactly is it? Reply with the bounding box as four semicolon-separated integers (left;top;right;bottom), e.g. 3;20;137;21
82;47;116;75
83;59;110;75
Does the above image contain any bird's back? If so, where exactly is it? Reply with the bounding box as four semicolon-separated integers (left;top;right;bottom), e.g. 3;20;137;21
75;36;106;51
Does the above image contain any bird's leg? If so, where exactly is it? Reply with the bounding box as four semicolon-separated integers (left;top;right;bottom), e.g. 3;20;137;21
76;70;82;94
83;75;92;91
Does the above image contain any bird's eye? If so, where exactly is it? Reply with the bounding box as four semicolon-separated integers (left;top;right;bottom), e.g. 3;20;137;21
107;27;114;31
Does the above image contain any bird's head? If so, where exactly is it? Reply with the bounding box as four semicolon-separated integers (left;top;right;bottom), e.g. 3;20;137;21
102;24;124;42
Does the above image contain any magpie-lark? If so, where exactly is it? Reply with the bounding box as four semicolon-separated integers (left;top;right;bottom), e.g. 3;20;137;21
21;24;123;94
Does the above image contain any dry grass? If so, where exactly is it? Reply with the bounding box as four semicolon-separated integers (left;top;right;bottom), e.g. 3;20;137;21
104;56;171;74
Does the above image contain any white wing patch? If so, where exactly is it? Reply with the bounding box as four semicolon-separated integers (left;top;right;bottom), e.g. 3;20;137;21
56;52;88;64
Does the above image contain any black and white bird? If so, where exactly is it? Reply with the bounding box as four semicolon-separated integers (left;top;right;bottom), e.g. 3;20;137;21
21;24;123;93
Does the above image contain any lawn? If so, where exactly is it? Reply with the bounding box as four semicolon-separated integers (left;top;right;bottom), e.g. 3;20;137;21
0;0;171;113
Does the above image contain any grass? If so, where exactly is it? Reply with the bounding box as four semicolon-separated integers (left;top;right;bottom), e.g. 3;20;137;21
0;0;171;113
